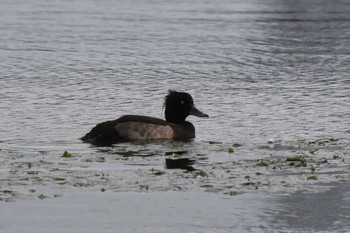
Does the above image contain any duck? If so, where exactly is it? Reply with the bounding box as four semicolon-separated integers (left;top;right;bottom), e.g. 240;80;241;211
81;90;209;145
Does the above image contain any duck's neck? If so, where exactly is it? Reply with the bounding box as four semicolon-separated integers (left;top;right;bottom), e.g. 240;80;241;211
165;109;187;123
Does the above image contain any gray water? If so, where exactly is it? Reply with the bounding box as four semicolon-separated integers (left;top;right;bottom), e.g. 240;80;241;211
1;0;350;232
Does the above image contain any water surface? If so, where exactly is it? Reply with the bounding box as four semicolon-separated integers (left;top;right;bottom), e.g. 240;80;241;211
1;0;350;232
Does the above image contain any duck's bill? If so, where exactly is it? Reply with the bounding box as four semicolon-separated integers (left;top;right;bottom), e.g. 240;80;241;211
190;105;209;118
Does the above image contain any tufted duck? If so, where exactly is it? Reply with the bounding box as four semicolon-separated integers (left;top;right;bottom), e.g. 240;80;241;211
81;90;208;145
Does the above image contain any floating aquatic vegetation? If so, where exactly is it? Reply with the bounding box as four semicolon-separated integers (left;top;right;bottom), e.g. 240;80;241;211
1;136;348;201
53;177;65;181
286;156;307;167
307;137;339;146
62;151;72;158
257;160;268;167
227;147;234;153
309;149;318;155
307;175;317;180
310;165;316;174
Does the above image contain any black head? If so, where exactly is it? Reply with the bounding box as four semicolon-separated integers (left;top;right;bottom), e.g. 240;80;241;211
164;90;209;123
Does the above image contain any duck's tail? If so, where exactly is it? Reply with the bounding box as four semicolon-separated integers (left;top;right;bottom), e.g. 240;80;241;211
81;120;120;146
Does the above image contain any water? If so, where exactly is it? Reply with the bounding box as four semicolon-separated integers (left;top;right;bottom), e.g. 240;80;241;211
1;0;350;232
1;183;350;233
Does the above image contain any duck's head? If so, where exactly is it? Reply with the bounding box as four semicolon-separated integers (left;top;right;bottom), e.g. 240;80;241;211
164;90;209;123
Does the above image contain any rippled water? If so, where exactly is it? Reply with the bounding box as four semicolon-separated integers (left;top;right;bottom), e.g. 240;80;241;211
2;0;350;151
1;0;350;232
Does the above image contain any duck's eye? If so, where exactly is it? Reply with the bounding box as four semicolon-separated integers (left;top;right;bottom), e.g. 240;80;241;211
180;100;185;105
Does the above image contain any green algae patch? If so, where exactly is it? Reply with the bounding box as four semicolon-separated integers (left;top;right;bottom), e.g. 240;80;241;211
62;151;72;158
309;149;318;155
307;175;318;180
227;147;234;153
53;177;65;181
310;165;316;174
286;156;307;167
257;160;268;167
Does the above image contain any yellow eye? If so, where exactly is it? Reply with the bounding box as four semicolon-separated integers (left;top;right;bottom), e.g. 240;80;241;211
180;100;185;105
